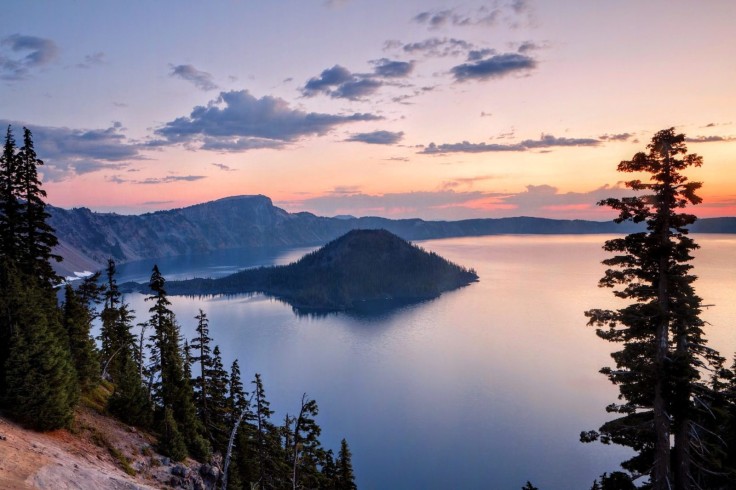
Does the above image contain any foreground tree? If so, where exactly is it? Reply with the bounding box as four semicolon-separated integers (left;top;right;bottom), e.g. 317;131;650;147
0;125;75;429
3;269;77;430
336;438;357;490
16;127;61;285
583;128;724;489
146;265;210;460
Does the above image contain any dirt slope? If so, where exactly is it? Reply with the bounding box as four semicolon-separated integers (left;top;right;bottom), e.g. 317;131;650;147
0;407;217;490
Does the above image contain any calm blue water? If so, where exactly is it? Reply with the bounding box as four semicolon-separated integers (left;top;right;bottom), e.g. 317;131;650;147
112;234;736;489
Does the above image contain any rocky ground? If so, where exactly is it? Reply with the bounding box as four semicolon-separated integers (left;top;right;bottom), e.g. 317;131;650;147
0;406;221;490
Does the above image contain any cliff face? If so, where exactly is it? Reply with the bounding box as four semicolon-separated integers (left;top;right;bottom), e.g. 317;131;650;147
48;194;734;275
49;195;309;273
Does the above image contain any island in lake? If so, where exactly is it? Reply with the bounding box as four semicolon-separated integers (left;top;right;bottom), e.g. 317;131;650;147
122;229;478;311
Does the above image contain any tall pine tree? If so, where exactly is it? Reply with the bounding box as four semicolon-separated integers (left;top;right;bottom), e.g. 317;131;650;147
583;128;724;489
0;125;76;430
146;265;210;461
0;126;21;263
16;127;60;286
335;438;357;490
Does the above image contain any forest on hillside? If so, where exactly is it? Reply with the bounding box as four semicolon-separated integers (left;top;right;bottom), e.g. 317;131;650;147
0;125;358;489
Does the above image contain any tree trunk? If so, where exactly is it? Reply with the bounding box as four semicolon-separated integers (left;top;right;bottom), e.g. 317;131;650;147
673;332;692;490
221;407;247;490
653;145;673;490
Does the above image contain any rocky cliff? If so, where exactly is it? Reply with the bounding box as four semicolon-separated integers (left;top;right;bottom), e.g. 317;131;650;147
48;194;734;275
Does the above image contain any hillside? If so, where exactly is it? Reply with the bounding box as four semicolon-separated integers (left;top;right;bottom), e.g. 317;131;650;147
125;229;478;311
0;401;219;490
48;194;736;276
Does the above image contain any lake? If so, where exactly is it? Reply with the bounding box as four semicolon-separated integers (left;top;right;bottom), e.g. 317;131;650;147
114;234;736;489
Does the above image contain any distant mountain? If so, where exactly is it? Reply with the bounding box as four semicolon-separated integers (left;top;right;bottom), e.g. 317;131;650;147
48;194;736;275
122;229;478;311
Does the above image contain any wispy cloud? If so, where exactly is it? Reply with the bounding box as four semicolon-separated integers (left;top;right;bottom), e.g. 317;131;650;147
211;162;236;171
599;133;633;141
413;0;534;30
170;64;218;91
685;135;736;143
420;134;600;154
108;174;207;185
153;90;380;151
76;52;105;69
1;34;59;80
346;130;404;145
399;37;474;58
441;175;499;190
279;183;630;220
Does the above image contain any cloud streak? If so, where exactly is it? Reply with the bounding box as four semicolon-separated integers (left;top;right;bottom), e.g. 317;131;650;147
108;174;207;185
451;53;536;82
685;135;736;143
346;130;404;145
399;37;473;58
279;183;631;220
170;64;218;91
413;1;533;30
420;134;601;154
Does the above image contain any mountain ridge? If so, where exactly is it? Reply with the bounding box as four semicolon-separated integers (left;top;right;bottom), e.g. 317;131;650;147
48;194;736;275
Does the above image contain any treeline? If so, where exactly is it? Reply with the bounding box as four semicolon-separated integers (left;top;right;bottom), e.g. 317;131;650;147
0;125;357;489
140;228;478;310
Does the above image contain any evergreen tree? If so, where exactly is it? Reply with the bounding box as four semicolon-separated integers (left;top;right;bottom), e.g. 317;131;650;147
146;264;210;461
62;283;100;388
252;373;286;489
229;359;248;418
593;472;636;490
583;128;723;489
3;271;77;430
320;448;338;489
207;345;231;452
100;259;124;380
225;358;258;489
107;345;153;428
160;406;188;461
0;126;75;430
0;126;21;264
191;309;214;435
16;127;60;286
95;262;152;427
335;438;357;490
290;393;323;490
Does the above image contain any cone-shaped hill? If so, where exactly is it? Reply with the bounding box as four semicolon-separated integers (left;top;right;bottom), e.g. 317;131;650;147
139;229;478;311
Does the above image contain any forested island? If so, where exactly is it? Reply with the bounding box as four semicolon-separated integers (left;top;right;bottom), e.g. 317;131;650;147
122;229;478;311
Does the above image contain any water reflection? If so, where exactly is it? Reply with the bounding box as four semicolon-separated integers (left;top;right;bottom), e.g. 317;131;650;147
110;234;736;490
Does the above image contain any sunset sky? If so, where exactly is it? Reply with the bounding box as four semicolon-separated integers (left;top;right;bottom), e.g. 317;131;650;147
2;0;734;220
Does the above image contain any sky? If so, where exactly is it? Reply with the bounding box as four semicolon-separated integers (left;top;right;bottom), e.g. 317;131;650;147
1;0;735;220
